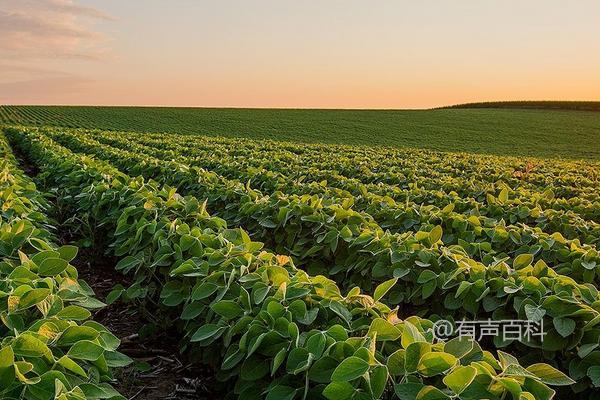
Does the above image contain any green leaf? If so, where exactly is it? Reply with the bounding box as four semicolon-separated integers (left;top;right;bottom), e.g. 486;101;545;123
443;337;474;359
191;282;218;300
405;342;431;373
417;270;437;284
179;234;197;251
106;286;124;305
513;254;534;270
56;326;99;347
526;363;575;386
67;340;104;361
523;377;556;400
288;299;308;320
265;385;297;400
57;305;92;321
331;356;370;382
498;188;509;203
57;355;87;378
38;257;68;276
498;351;519;369
286;348;313;375
417;352;457;376
552;317;575;338
57;245;78;262
395;383;425;400
373;278;398;302
0;346;15;387
18;288;51;309
253;284;270;304
105;351;133;367
208;251;226;266
211;300;243;319
12;333;52;358
327;325;348;341
323;381;356;400
387;349;406;376
241;357;269;380
271;347;287;376
221;348;244;371
578;343;598;358
328;300;352;326
416;386;451;400
308;356;338;383
190;324;225;342
181;302;204;320
442;365;477;394
306;332;327;358
78;383;117;398
588;366;600;387
115;255;141;272
422;280;436;299
369;365;388;399
429;225;443;244
497;377;523;399
401;321;426;349
524;304;546;323
368;318;401;341
504;364;539;380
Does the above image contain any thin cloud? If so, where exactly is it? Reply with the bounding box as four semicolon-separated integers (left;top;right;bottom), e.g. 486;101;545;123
0;0;114;103
0;11;100;39
0;0;114;60
39;0;116;21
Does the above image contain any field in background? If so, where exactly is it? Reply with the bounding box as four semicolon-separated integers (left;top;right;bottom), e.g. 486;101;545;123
1;105;599;160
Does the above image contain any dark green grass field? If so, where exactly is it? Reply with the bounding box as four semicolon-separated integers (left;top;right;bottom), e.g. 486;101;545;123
1;104;599;160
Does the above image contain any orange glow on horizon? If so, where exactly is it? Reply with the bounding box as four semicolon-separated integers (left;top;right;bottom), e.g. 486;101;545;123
1;0;599;108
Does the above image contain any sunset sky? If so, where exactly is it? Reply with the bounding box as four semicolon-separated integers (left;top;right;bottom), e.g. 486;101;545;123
1;0;599;109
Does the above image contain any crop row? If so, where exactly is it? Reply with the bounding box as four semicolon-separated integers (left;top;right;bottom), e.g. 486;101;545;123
121;129;600;209
0;133;129;399
0;106;86;130
24;127;600;393
86;129;599;247
4;126;577;399
93;130;599;244
48;128;600;287
4;106;597;204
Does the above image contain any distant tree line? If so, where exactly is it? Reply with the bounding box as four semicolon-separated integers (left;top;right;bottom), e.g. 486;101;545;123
438;100;600;111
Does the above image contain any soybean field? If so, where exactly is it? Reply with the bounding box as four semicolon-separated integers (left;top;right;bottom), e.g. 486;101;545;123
0;108;599;400
1;105;600;160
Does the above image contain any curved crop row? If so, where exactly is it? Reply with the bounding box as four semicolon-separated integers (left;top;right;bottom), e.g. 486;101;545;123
4;126;575;400
63;129;599;286
18;127;600;393
45;129;600;289
120;130;600;218
0;133;128;400
80;126;599;199
96;130;599;244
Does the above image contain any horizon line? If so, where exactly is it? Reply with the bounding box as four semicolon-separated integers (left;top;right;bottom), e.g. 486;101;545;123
2;99;600;112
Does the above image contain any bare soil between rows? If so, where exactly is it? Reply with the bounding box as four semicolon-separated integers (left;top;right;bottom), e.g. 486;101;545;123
11;141;224;399
72;247;222;400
